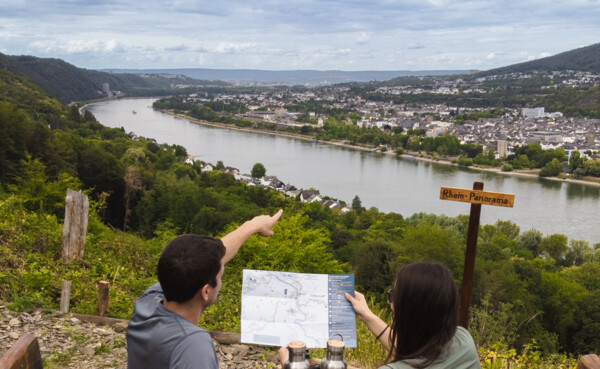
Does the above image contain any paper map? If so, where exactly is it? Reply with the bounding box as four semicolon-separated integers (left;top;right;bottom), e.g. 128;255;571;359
241;269;357;348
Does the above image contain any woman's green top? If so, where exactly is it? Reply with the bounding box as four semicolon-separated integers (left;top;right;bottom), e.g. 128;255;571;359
379;326;480;369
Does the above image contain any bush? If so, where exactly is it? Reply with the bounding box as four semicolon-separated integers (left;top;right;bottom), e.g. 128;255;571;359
539;158;562;177
458;156;473;167
502;163;513;172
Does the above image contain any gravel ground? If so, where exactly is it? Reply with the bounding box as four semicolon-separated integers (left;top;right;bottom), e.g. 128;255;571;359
0;304;283;369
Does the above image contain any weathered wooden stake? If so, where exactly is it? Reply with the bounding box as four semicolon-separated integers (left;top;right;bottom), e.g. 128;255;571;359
458;182;483;328
60;280;71;314
98;281;110;317
62;189;89;261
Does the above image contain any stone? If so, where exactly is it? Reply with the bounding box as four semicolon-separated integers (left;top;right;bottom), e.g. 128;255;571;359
112;321;128;332
78;345;95;356
8;318;20;326
221;346;235;355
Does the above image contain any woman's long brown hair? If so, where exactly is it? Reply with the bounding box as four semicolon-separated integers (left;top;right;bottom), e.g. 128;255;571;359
386;262;459;368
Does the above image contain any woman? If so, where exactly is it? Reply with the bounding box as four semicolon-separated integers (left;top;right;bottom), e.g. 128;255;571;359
345;261;480;368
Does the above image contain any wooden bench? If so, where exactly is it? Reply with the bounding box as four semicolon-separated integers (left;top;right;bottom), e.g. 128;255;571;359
578;354;600;369
0;334;43;369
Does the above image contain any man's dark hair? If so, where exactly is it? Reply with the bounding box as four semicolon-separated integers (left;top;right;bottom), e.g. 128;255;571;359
157;235;226;303
388;261;459;368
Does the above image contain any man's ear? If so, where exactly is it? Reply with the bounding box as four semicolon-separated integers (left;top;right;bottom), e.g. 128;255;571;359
198;284;210;302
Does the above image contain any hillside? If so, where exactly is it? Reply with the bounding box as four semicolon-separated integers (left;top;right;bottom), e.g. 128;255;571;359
478;42;600;76
0;53;227;104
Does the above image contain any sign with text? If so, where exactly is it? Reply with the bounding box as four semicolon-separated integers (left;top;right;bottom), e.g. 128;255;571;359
440;187;515;208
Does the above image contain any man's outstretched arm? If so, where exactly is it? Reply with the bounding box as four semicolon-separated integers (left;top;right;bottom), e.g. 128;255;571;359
221;209;283;264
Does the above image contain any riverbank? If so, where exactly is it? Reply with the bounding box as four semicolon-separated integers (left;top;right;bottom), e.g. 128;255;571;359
161;109;600;189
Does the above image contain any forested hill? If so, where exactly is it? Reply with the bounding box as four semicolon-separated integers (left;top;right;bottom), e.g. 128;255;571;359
0;52;227;104
478;42;600;76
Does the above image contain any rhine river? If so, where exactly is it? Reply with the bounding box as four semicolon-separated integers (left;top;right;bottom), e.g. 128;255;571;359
87;98;600;244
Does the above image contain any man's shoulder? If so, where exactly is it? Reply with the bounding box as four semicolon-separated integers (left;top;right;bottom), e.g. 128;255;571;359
170;329;218;369
140;282;163;298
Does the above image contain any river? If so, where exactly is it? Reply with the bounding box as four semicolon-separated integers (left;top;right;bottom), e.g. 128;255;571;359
87;98;600;244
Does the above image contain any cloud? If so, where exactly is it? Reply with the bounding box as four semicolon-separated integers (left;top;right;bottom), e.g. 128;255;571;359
334;48;352;55
215;42;257;54
356;32;370;44
106;39;118;52
164;44;188;52
539;52;551;58
408;43;425;50
487;52;496;60
30;39;124;55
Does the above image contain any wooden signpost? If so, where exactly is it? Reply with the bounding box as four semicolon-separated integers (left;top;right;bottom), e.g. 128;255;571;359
440;182;515;328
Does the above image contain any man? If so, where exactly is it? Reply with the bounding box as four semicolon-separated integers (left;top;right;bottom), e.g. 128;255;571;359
127;209;283;368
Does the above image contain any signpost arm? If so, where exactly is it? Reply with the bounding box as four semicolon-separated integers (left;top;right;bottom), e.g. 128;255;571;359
459;181;483;328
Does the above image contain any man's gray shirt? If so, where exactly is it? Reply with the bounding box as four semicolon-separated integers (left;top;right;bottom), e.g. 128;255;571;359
126;283;219;369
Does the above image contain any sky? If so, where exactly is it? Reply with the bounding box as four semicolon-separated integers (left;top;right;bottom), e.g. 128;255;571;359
1;0;599;72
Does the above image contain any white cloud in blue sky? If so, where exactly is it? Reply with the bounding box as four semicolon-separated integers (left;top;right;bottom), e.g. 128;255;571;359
0;0;599;71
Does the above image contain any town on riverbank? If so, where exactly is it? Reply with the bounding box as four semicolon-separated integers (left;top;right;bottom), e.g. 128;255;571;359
157;107;600;190
143;68;600;190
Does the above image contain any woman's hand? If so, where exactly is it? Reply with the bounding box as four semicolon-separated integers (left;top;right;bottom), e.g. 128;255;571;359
278;346;289;365
345;291;374;322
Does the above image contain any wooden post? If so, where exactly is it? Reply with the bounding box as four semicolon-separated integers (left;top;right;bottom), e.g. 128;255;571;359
98;281;110;317
60;280;71;314
62;189;89;261
459;182;483;328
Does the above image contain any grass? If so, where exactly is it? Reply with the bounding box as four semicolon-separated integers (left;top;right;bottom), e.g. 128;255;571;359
43;347;79;368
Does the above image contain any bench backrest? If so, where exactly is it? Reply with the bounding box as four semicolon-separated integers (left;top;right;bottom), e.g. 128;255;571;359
0;334;43;369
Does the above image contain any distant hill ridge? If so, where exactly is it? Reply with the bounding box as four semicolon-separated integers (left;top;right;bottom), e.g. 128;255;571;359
102;68;469;85
1;42;599;104
477;42;600;76
0;53;225;104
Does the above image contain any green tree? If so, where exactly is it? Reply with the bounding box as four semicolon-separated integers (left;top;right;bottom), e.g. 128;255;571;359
539;234;568;263
565;240;592;266
351;195;362;211
393;222;464;274
583;158;600;176
525;142;544;167
511;154;531;169
539;158;562;177
568;151;585;172
354;241;394;293
251;163;266;179
8;154;81;218
517;229;543;257
407;136;421;151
